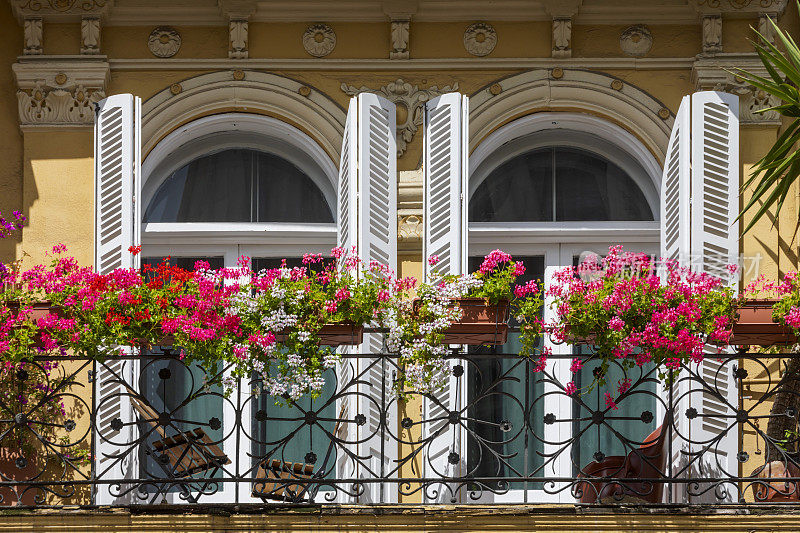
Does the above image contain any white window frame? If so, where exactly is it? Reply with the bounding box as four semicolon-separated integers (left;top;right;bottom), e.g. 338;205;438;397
137;113;339;504
465;112;664;504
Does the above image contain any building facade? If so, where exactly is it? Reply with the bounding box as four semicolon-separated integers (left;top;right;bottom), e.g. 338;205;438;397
2;0;800;530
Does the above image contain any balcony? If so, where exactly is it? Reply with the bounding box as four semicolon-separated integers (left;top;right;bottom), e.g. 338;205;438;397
1;336;798;508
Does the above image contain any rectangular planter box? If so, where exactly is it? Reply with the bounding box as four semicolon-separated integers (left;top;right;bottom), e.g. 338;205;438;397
414;298;509;346
726;299;797;347
274;323;364;346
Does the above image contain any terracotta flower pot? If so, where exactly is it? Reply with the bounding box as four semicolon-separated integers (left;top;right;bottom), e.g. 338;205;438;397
413;298;509;346
753;460;800;502
727;299;797;347
274;323;364;346
4;301;62;350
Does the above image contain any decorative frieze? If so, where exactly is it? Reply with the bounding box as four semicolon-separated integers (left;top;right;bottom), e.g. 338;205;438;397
303;23;336;57
390;18;410;60
81;16;101;54
341;78;458;157
148;27;181;58
23;17;42;55
229;20;248;59
463;22;496;57
9;0;110;21
552;18;572;59
758;13;777;45
13;58;109;128
692;0;787;13
701;14;723;54
620;25;653;57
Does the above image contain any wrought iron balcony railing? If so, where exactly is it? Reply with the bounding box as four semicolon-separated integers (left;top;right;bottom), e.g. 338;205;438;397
1;337;799;507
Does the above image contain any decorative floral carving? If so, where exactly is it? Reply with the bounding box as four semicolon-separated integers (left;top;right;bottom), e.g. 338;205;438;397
620;25;653;57
17;83;104;125
697;0;786;9
23;17;42;55
341;78;458;157
148;27;181;58
463;22;496;57
552;18;571;59
81;16;100;54
14;0;106;13
390;19;410;60
302;23;336;57
714;81;781;124
399;215;422;242
229;20;248;59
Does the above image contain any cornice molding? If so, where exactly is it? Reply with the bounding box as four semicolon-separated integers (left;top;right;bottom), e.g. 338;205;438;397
12;0;781;26
12;56;109;128
105;56;696;71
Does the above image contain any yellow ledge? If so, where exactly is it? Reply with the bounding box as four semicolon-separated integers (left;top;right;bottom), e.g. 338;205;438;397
3;505;800;532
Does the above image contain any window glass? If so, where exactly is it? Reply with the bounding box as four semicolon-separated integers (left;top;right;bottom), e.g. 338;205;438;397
144;149;334;223
469;147;653;223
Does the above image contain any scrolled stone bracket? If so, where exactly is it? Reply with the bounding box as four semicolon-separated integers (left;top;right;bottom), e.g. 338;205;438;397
12;57;109;129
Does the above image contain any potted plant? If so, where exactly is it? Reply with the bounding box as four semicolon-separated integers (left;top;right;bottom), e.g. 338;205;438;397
217;248;409;400
548;246;736;396
388;250;533;394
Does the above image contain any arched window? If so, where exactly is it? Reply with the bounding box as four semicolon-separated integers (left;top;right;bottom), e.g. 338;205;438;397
138;113;339;504
465;112;663;503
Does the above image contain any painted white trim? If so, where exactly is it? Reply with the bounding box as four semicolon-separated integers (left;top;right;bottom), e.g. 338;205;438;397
142;222;336;246
468;112;663;219
141;113;339;217
468;222;660;245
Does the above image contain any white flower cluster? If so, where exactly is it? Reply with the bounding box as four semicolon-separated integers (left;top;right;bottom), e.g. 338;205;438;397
263;367;326;401
261;306;298;331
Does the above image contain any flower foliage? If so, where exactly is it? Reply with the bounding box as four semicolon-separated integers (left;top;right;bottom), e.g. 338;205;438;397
548;246;736;388
747;272;800;336
389;250;538;394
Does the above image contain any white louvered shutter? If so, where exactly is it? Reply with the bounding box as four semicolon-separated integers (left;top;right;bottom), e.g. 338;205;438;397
334;93;398;502
659;95;692;503
93;94;142;505
688;91;740;503
421;93;469;502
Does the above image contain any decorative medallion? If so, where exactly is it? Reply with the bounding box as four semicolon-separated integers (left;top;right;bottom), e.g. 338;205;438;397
658;107;671;120
620;25;653;57
302;23;336;57
54;73;67;85
489;83;503;95
169;83;182;95
232;69;245;81
463;22;497;57
551;67;564;79
611;79;624;91
298;85;312;97
341;78;458;157
148;26;181;58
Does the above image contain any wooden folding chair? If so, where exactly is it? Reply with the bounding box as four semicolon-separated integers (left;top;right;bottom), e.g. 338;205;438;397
127;386;231;503
251;402;344;503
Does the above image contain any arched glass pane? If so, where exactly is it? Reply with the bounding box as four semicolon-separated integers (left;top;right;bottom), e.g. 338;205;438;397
469;149;553;222
144;149;334;223
469;147;653;222
555;148;652;221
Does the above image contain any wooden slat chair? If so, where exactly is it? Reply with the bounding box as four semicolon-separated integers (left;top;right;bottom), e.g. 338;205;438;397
575;412;671;504
127;387;231;503
251;403;344;503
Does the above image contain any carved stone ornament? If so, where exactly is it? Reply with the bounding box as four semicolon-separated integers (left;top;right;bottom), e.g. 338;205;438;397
398;214;422;242
463;22;497;57
10;0;109;18
702;15;722;53
148;27;181;58
695;0;787;10
302;23;336;57
229;19;248;59
81;16;100;54
17;83;104;126
552;18;571;59
23;17;42;55
715;80;781;124
619;25;653;57
341;78;459;157
390;19;410;60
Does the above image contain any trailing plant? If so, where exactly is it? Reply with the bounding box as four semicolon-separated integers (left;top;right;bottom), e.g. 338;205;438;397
388;250;536;394
548;246;736;400
220;248;413;400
